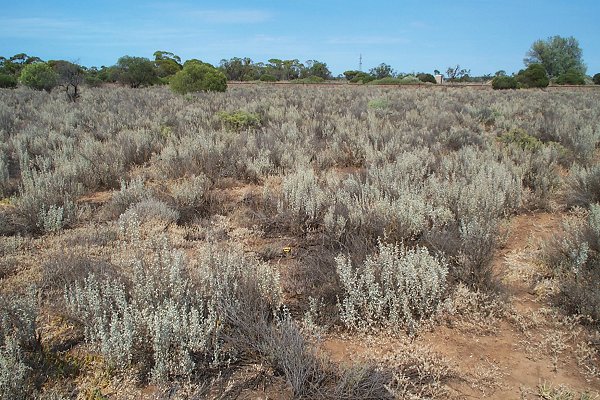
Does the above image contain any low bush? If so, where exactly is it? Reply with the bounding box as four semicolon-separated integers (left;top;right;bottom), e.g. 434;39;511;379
367;97;390;111
84;74;103;87
331;364;393;399
543;205;600;323
336;241;448;332
259;316;326;397
369;76;421;85
217;110;261;132
122;198;180;226
498;128;543;151
398;75;422;84
417;73;436;84
14;165;81;233
0;73;18;89
594;73;600;85
509;145;561;210
516;63;549;88
65;218;283;383
492;75;518;90
65;235;222;382
349;72;375;83
386;343;453;398
564;164;600;208
369;77;399;85
555;69;586;85
103;177;152;219
0;154;10;198
0;292;41;400
259;74;277;82
291;76;325;84
170;174;211;222
40;252;114;299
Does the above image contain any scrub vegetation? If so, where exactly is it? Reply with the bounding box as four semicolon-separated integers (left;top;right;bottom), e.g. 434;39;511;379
0;84;599;398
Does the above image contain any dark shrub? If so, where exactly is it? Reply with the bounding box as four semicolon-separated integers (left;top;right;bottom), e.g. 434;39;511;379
217;110;261;131
555;69;586;85
516;63;549;88
491;75;518;90
594;73;600;85
259;74;277;82
291;76;325;84
417;73;436;84
350;72;375;83
369;77;402;85
0;73;17;88
84;74;103;87
343;70;361;81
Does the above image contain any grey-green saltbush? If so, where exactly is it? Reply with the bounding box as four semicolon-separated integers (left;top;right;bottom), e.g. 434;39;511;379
105;177;151;218
170;174;211;222
565;164;600;208
280;167;325;227
123;198;179;225
65;235;221;382
37;200;75;233
65;216;282;382
15;162;80;233
0;292;39;399
336;241;447;331
543;204;600;322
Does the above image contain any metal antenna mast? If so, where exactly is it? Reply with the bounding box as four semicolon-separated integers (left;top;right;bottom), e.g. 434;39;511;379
359;54;363;71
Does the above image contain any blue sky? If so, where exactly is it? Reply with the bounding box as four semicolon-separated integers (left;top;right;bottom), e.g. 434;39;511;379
1;0;599;76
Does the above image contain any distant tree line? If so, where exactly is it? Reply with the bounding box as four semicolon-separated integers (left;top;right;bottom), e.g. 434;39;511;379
0;51;228;97
218;57;332;82
0;35;597;97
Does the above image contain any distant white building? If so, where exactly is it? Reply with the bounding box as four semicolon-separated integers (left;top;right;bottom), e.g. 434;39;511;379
435;74;444;84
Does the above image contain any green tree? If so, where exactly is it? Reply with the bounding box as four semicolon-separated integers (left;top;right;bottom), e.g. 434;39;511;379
170;61;227;94
516;63;549;88
369;63;395;79
19;62;58;91
153;50;181;64
593;73;600;85
265;59;302;80
524;35;586;78
1;53;42;77
219;57;260;81
301;60;331;80
114;56;157;88
153;51;182;79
